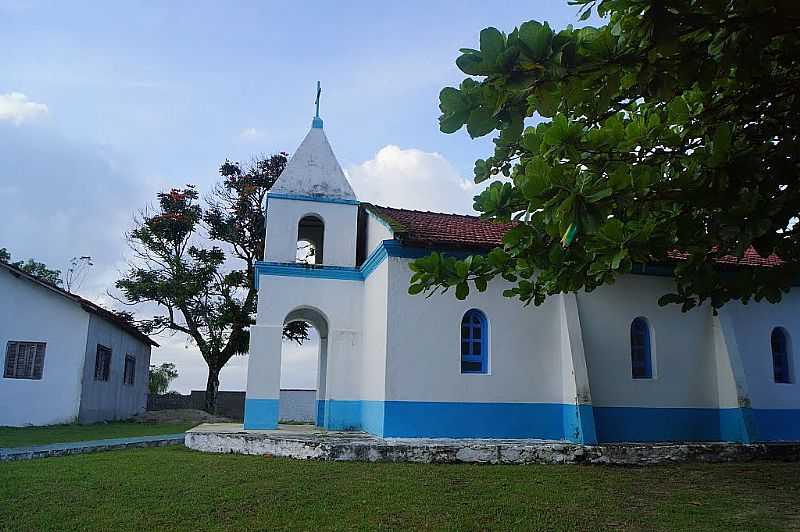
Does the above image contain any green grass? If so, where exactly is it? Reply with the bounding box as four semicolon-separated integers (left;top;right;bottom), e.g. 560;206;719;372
0;421;195;448
1;447;799;531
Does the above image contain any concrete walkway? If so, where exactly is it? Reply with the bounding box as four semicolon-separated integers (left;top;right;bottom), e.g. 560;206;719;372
0;433;186;462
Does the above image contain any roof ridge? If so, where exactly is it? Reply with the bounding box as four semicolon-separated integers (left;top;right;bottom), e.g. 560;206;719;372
0;261;158;346
369;203;488;221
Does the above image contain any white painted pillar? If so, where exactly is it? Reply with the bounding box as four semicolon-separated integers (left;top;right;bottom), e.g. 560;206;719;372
243;324;283;429
713;310;757;442
560;294;597;444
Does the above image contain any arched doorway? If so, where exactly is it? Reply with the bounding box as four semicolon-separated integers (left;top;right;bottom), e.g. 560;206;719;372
282;307;328;427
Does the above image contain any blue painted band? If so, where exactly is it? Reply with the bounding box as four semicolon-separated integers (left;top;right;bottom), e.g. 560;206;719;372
592;406;757;443
752;408;800;442
254;263;363;286
267;192;359;205
254;240;455;287
243;398;279;430
318;400;592;442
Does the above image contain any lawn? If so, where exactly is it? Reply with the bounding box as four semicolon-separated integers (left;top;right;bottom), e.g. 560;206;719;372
0;421;195;448
1;447;798;531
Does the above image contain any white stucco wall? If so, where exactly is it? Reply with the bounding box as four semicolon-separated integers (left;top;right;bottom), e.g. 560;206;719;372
576;275;721;408
364;211;394;258
385;256;566;404
265;197;359;267
360;259;389;401
247;274;365;402
723;294;800;409
0;269;89;426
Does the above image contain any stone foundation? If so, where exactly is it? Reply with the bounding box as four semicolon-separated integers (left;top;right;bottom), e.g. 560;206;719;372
185;424;800;466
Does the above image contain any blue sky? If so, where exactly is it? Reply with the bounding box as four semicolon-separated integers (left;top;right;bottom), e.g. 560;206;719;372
0;0;599;392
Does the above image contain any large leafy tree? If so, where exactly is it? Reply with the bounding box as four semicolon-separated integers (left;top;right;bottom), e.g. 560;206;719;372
116;154;307;412
409;0;800;311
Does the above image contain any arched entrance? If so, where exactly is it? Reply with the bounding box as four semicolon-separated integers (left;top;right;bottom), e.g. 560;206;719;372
283;307;328;427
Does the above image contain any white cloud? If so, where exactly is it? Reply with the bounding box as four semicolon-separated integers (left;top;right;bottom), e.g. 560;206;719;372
237;127;264;142
0;92;48;124
346;145;478;214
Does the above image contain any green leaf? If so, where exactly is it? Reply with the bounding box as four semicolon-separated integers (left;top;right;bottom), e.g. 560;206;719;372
479;27;505;65
475;277;488;292
531;83;560;118
518;20;553;61
466;107;497;138
408;283;425;295
455;281;469;300
456;52;489;76
667;96;690;125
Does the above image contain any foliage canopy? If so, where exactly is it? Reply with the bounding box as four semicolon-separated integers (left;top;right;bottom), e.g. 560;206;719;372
116;154;307;411
410;0;800;311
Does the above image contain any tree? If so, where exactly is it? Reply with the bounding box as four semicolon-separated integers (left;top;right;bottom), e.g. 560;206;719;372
0;247;63;286
149;362;179;395
409;0;800;312
116;154;308;413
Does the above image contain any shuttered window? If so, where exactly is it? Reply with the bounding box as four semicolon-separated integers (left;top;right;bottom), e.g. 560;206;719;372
94;345;111;382
4;341;46;380
123;355;136;386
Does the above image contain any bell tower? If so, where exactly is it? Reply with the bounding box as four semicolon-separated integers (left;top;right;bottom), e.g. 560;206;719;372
263;82;359;267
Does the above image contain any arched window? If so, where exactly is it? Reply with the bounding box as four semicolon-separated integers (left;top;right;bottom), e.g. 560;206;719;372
296;215;324;264
772;327;793;384
630;317;652;379
461;309;488;374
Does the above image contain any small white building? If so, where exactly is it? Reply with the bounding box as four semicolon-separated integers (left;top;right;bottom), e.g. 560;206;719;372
244;114;800;444
0;262;156;427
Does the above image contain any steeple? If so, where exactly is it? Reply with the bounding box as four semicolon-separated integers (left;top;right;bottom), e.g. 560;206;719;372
269;84;357;202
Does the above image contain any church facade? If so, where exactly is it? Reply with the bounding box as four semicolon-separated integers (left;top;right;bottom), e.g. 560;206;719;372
244;117;800;444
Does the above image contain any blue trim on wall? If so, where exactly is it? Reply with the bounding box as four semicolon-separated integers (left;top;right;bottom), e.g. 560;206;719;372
752;409;800;442
243;398;279;430
381;401;580;440
247;398;800;443
254;263;363;287
267;192;359;205
316;400;326;427
592;406;756;443
565;404;598;445
254;239;429;286
319;400;590;442
253;239;497;287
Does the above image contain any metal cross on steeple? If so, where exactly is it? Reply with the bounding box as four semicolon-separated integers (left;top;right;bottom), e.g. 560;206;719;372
312;81;323;129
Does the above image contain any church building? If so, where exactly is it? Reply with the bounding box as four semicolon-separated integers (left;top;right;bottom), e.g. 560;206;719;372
243;109;800;444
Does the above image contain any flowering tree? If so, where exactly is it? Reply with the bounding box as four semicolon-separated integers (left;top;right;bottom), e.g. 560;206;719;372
116;154;307;412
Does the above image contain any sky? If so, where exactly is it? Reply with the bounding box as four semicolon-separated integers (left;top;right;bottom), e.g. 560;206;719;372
0;0;600;393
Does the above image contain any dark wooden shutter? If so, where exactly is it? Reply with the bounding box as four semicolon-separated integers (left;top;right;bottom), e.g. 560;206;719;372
32;343;45;379
4;341;17;377
22;344;34;377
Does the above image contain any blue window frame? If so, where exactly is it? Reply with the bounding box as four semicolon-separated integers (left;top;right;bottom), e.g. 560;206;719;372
630;317;653;379
772;327;792;384
461;309;488;374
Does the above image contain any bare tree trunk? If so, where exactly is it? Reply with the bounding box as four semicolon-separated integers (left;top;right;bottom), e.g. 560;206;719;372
204;366;220;414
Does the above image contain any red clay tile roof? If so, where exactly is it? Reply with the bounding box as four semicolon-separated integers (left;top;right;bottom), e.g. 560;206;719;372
366;204;784;268
366;204;513;250
667;248;783;268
